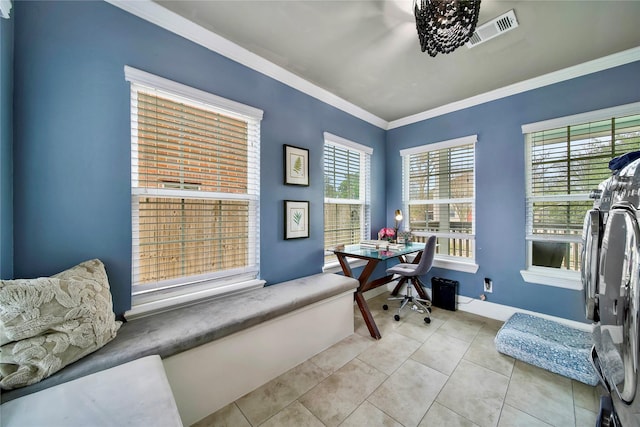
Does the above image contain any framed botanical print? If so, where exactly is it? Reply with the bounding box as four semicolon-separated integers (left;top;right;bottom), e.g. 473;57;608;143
284;144;309;186
284;200;309;239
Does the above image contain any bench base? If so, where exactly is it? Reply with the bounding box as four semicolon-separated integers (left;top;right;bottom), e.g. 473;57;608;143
495;312;598;385
163;290;355;426
1;356;182;427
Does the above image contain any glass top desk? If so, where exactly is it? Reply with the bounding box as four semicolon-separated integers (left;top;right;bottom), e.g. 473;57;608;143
332;242;426;339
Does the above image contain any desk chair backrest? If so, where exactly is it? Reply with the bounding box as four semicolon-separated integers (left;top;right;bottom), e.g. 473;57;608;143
412;235;437;276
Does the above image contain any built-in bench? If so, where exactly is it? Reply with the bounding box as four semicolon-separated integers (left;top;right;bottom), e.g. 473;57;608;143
1;273;359;425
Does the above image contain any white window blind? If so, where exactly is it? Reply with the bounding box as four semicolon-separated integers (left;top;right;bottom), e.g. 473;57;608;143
401;135;476;261
323;133;371;265
126;66;262;297
524;108;640;271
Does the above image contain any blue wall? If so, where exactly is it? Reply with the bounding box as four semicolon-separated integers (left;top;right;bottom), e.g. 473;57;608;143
386;61;640;322
11;1;386;315
9;1;640;322
1;13;13;280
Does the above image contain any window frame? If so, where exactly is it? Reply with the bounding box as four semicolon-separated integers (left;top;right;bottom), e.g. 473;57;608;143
521;102;640;289
400;135;478;273
124;66;264;318
322;132;372;271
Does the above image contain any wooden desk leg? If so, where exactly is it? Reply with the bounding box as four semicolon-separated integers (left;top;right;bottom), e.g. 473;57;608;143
336;254;384;340
391;277;408;296
412;278;429;300
356;260;384;339
354;292;381;340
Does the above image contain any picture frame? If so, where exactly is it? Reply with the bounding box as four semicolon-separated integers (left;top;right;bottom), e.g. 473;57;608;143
284;200;309;239
284;144;309;186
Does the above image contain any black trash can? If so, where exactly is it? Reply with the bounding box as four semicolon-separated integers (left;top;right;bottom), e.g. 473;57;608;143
431;277;458;311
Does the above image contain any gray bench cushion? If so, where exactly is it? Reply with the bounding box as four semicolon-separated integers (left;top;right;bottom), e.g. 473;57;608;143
1;273;358;403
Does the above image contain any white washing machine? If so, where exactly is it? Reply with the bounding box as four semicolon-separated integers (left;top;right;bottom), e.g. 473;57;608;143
588;158;640;427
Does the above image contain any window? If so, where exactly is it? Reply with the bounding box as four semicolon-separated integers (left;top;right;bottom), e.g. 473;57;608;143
522;103;640;288
323;133;372;266
400;135;477;271
125;66;263;314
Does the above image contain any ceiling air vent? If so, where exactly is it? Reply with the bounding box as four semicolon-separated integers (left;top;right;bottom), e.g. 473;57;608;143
467;9;518;48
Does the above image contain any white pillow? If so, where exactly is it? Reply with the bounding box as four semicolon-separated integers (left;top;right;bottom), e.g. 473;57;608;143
0;259;121;389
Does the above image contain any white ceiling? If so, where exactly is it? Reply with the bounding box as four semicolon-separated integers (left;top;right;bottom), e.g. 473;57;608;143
153;0;640;124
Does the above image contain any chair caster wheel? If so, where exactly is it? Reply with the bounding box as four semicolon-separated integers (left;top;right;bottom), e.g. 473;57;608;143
382;304;388;311
424;317;431;324
394;314;400;321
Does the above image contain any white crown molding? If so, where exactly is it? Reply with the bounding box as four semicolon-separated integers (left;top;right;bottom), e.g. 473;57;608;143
388;46;640;130
105;0;388;129
106;1;639;132
1;0;12;19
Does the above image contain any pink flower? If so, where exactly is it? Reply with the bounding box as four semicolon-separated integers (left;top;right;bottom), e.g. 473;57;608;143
378;227;395;238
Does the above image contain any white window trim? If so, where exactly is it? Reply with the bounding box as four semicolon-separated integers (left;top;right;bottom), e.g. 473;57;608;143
521;102;640;134
401;135;478;268
322;259;368;274
323;132;374;155
521;102;640;288
323;133;372;270
520;267;582;290
125;66;263;120
0;0;11;19
405;252;479;273
125;66;263;316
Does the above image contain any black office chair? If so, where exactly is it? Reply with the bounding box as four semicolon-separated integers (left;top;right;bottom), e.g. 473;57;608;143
383;235;436;324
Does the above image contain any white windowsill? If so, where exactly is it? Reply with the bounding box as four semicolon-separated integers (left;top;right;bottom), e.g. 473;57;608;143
126;278;266;320
433;258;479;273
323;259;367;274
405;254;479;273
520;268;582;290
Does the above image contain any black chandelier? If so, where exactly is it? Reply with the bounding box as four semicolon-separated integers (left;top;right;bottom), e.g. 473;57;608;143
414;0;481;57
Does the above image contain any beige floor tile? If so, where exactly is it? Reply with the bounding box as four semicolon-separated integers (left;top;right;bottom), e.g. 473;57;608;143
395;313;445;343
354;306;403;339
299;358;387;427
478;318;505;334
572;380;599;413
340;401;403;427
505;361;575;426
194;305;594;427
235;360;328;426
428;306;456;322
411;331;470;375
191;402;251;427
497;404;551;426
259;401;324;427
357;331;421;375
309;333;373;376
457;311;493;323
437;359;510;427
419;402;479;427
463;332;514;377
574;406;597;427
368;358;448;427
437;316;484;342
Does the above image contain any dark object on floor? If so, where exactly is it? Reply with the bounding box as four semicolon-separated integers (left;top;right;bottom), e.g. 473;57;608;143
431;277;458;311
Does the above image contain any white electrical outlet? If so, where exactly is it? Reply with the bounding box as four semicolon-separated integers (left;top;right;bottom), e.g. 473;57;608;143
484;278;493;293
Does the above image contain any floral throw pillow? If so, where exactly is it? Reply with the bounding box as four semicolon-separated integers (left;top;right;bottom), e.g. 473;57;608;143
0;259;121;389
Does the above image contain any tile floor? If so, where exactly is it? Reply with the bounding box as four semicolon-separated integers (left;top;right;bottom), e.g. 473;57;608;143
193;292;601;427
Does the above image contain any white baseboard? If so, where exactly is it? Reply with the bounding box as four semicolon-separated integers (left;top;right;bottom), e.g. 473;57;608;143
162;290;355;426
377;280;591;331
456;296;591;331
